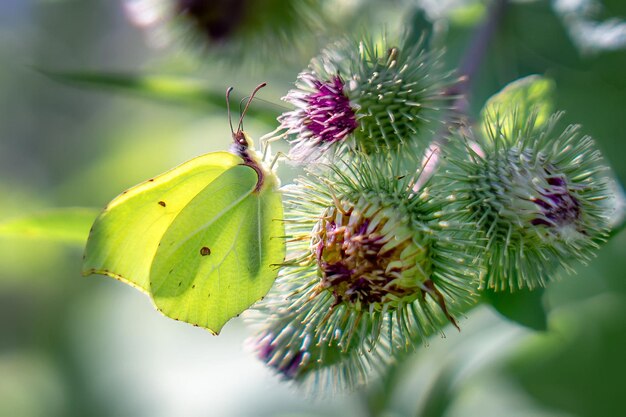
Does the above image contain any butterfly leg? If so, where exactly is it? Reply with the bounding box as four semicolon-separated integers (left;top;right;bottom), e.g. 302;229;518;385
269;151;290;170
259;128;285;161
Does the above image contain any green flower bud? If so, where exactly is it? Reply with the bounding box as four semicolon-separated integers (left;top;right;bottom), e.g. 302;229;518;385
247;289;388;392
444;112;611;290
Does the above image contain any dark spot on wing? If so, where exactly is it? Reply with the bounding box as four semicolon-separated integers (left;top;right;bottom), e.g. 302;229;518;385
200;246;211;256
148;178;154;182
158;201;166;207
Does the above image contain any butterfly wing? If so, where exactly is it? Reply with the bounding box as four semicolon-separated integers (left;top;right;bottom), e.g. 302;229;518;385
82;151;241;292
150;164;285;334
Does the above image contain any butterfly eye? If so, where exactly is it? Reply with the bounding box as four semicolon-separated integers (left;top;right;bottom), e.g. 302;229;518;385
237;132;248;146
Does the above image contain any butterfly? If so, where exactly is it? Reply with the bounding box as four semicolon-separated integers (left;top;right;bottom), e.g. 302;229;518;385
82;83;285;334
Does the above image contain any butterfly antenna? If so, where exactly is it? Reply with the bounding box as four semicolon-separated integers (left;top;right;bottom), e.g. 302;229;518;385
238;97;248;130
225;86;235;136
236;82;267;133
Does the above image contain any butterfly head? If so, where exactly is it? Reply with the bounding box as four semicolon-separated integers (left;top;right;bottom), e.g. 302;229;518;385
230;129;251;157
227;83;269;192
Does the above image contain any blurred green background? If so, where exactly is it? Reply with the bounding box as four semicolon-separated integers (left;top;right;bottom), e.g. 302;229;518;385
1;0;625;416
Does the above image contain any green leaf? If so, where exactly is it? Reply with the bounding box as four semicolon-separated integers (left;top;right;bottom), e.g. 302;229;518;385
150;165;285;334
0;208;99;244
480;75;556;140
483;287;548;331
82;152;242;293
40;70;279;124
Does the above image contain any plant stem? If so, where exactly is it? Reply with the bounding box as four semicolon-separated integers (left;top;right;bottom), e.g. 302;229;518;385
448;0;509;117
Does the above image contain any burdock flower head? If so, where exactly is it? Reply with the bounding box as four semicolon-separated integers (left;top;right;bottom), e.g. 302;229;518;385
123;0;323;62
248;152;479;388
445;111;611;290
278;35;454;161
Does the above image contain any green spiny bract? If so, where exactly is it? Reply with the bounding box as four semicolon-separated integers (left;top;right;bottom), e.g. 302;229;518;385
249;152;479;388
278;34;454;161
444;111;611;290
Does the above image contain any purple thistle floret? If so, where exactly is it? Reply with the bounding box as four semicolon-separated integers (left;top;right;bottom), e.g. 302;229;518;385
255;330;308;380
531;175;582;228
280;73;357;161
258;335;305;379
304;76;357;143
